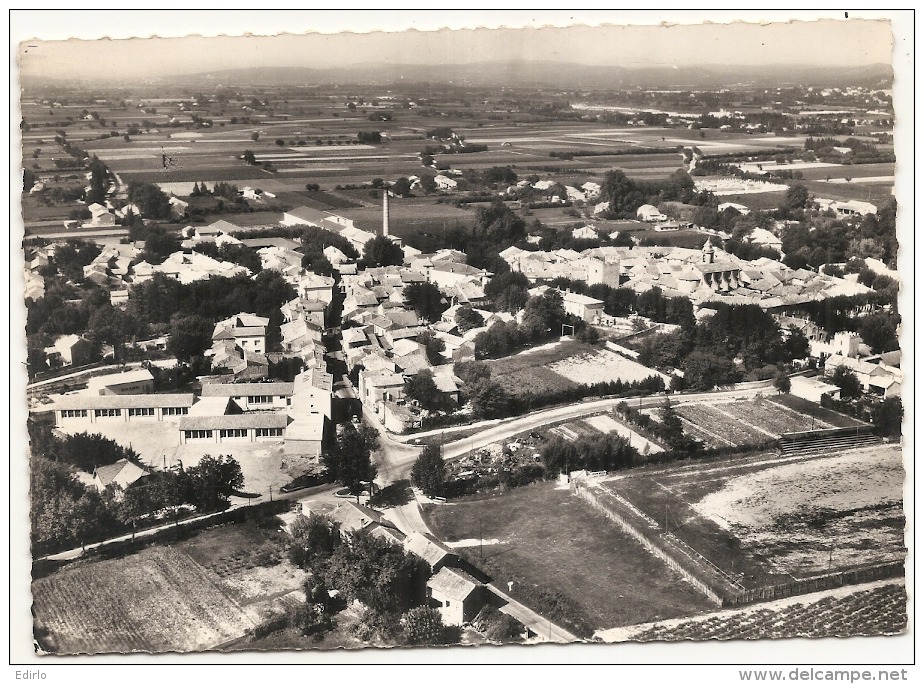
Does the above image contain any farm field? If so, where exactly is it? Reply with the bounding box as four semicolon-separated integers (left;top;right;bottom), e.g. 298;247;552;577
548;348;670;386
599;581;906;642
484;340;591;398
32;522;305;654
671;396;865;449
423;482;715;632
767;394;869;429
596;444;904;590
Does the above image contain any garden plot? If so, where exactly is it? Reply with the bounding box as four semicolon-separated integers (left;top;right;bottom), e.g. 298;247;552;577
549;349;669;386
674;404;769;447
692;446;905;577
33;546;256;654
714;398;834;435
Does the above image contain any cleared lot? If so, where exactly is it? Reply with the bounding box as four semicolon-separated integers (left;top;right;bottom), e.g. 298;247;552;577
423;482;714;631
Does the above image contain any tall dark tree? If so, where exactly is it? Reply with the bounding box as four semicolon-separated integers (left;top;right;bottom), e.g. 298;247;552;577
361;235;404;268
410;444;446;497
87;305;140;360
774;373;792;394
403;282;448;323
417;330;446;366
870;397;902;438
288;512;341;571
391;178;412;196
485;271;530;313
140;226;181;265
469;379;511;419
472;199;526;244
183;454;244;512
405;369;442;411
783;326;811;360
54;432;140;472
167;314;214;362
323;423;379;496
323;529;420;614
681;349;739;390
127;181;172;219
830;366;862;399
454;305;484;333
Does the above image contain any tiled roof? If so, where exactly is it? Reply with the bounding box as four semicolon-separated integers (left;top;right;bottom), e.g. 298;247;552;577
426;566;482;601
179;412;289;430
53;394;195;410
201;382;294;397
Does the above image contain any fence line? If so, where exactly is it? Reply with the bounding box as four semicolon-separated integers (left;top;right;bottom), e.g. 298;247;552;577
721;561;905;607
571;481;723;605
571;481;901;610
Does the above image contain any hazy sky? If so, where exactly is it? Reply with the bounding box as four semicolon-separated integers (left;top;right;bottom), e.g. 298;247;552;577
15;13;895;83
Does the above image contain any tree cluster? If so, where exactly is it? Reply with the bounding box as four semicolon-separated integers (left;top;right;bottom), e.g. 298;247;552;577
30;421;245;555
540;431;640;476
126;181;172;220
361;235;404;268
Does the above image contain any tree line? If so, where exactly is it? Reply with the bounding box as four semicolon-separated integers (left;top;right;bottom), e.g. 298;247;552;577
30;420;244;556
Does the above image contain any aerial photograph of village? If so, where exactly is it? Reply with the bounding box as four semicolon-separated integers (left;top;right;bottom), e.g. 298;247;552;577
14;11;910;665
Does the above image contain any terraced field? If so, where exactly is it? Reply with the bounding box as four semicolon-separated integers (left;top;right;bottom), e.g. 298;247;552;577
620;582;906;641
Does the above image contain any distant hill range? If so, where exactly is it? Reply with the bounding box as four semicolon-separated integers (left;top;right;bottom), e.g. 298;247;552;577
23;61;893;90
166;61;893;90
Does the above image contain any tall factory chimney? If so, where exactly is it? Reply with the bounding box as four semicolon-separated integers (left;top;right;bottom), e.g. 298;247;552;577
382;190;390;238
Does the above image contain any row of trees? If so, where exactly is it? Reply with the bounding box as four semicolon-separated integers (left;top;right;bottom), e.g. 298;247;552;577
31;426;244;556
540;432;640;476
547;279;695;327
127;270;295;359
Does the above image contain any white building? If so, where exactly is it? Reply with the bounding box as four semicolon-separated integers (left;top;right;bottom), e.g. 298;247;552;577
637;204;668;222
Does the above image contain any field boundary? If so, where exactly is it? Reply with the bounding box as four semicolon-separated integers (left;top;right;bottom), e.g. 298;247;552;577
572;474;903;611
571;479;724;605
722;561;905;607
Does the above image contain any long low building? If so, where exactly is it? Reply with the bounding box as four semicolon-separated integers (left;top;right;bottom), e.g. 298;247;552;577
51;394;195;426
178;412;289;444
200;382;294;410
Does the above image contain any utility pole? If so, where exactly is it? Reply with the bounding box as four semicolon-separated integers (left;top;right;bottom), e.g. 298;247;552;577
269;485;273;503
479;517;484;564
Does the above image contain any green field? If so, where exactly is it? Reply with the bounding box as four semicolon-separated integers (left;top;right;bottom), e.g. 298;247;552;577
423;482;714;630
484;340;594;398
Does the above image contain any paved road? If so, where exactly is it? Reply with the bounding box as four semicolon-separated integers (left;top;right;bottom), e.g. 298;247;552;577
438;383;774;463
366;382;774;487
490;583;579;643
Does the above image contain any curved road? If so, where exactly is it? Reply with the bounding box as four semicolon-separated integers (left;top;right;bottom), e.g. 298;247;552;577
373;381;774;487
